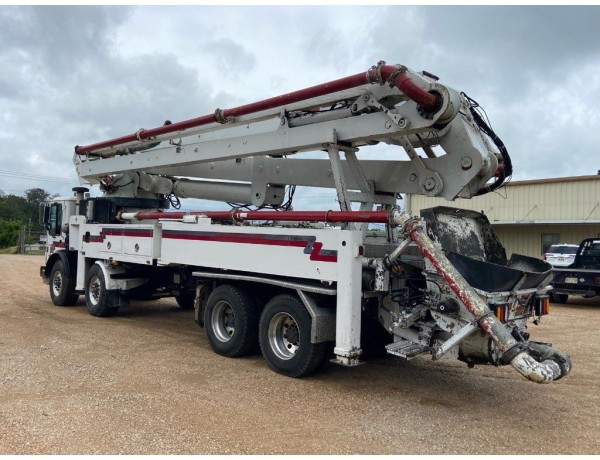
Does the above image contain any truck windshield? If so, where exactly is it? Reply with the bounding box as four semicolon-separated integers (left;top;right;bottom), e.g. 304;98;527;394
583;242;600;256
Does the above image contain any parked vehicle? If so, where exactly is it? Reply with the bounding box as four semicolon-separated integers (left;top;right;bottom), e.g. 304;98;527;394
550;239;600;303
544;244;579;267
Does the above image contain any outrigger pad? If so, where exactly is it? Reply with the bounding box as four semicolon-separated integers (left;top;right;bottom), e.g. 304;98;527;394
421;207;552;293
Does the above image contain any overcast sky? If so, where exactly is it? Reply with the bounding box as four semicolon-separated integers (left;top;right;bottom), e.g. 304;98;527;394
1;5;599;210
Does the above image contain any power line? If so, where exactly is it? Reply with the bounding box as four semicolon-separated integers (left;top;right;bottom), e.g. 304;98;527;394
0;169;74;181
0;169;74;184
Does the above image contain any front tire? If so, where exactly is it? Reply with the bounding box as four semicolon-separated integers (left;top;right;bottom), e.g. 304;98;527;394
85;264;118;317
204;285;258;357
49;259;79;306
259;294;326;378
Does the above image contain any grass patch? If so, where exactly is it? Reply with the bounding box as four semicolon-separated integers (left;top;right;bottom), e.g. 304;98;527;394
0;246;18;254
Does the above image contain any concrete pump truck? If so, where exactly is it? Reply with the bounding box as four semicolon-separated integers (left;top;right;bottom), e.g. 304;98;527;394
40;60;571;383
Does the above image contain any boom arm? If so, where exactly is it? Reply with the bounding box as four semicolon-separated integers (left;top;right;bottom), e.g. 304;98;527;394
73;61;508;206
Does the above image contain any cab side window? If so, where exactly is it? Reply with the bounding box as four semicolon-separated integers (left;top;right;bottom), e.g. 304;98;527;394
44;203;62;236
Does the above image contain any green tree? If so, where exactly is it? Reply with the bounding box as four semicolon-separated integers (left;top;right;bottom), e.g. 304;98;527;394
0;219;23;248
0;188;55;249
24;188;52;232
25;188;51;207
0;195;27;221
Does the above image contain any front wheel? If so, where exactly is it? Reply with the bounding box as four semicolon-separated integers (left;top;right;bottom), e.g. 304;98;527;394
85;264;118;317
259;294;326;378
49;259;79;306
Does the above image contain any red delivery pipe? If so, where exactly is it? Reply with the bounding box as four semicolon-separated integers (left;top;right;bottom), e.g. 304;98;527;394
124;210;390;224
75;62;441;155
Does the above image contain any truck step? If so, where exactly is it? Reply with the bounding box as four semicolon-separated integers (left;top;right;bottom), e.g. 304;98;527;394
385;340;430;360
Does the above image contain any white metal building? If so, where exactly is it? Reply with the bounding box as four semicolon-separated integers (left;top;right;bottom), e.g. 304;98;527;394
405;175;600;259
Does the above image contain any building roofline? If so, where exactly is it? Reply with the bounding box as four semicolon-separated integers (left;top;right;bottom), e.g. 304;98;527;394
506;174;600;186
490;219;600;225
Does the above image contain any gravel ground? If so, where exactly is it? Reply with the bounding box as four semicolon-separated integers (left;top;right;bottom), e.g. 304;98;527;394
0;254;599;454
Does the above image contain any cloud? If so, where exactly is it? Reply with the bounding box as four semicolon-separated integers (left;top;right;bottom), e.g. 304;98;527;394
361;6;600;180
0;7;129;82
202;37;256;75
0;5;598;203
0;6;219;196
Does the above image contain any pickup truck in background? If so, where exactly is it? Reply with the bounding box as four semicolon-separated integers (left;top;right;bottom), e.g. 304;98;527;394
550;238;600;303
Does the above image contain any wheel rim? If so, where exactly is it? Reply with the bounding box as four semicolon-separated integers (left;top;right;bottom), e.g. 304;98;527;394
268;312;300;360
88;275;101;306
211;300;235;342
51;270;63;297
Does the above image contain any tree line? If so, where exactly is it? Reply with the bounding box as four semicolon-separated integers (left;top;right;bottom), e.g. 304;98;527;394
0;188;55;249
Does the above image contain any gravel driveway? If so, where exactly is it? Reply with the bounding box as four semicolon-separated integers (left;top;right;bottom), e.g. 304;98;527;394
1;255;598;454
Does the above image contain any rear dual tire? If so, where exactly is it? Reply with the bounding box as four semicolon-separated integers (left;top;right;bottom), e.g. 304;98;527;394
204;285;259;357
204;287;328;377
259;294;327;378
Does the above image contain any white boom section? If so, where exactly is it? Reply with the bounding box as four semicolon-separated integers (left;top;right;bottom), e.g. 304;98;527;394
74;73;500;202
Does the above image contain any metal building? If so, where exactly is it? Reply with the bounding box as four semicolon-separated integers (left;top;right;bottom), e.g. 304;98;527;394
405;175;600;259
